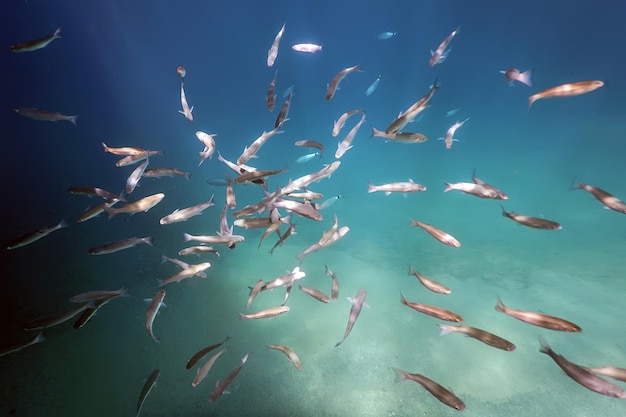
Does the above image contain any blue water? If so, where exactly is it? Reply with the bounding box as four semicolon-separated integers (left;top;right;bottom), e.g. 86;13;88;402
2;0;626;416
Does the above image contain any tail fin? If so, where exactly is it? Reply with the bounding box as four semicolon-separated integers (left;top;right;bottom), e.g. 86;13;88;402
495;296;506;313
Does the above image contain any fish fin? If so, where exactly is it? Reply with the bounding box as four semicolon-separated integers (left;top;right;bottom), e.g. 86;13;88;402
443;183;453;193
437;324;453;336
384;191;391;196
54;28;62;38
495;296;506;312
69;115;78;125
392;368;408;383
178;110;185;115
538;336;551;354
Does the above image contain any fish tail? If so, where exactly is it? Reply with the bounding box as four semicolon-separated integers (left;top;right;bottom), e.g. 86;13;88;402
528;95;538;110
399;292;407;305
239;312;247;320
69;115;78;125
392;368;408;383
568;176;583;191
495;296;506;312
499;205;509;218
334;340;344;348
184;172;191;181
519;68;533;87
538;336;551;355
54;28;62;38
367;182;376;193
156;278;165;287
443;182;453;193
144;236;154;247
34;331;46;344
182;233;192;242
105;208;117;220
437;324;453;336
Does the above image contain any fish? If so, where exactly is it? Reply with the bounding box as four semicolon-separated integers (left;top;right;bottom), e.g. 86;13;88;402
280;161;341;195
105;193;165;219
101;142;145;156
195;131;217;166
10;27;62;52
136;369;160;417
145;290;166;343
76;200;120;223
269;222;297;254
572;180;626;214
333;109;365;137
157;262;211;287
192;348;227;388
495;297;581;332
335;289;367;347
70;287;129;303
266;70;277;111
283;84;295;98
246;279;265;312
72;292;123;330
296;152;321;164
299;285;331;303
178;246;220;258
143;168;191;181
208;353;249;402
472;169;508;200
438;324;516;351
368;180;426;195
207;177;227;187
385;80;438;133
6;219;68;250
67;186;125;201
444;108;460;117
440;117;469;149
160;255;208;279
408;266;451;295
267;23;285;67
325;265;340;300
297;225;349;263
539;337;626;398
287;190;324;200
14;107;77;125
257;218;283;249
365;75;382;96
410;219;460;247
159;196;215;225
234;168;286;184
443;181;501;199
88;236;153;255
294;140;325;155
335;113;367;159
377;31;397;40
370;127;428;143
125;159;149;194
115;150;162;167
186;336;232;369
500;205;561;230
316;195;341;210
0;332;45;358
326;65;362;101
237;127;284;165
224;176;236;209
239;305;290;320
23;302;94;331
292;43;322;53
400;294;462;322
585;366;626;383
500;68;533;86
268;344;302;369
275;92;292;128
183;232;245;246
430;26;460;66
178;81;194;121
264;267;306;290
528;80;604;108
393;368;465;410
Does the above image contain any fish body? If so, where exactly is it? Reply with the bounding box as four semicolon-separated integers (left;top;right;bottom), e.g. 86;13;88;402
500;205;561;230
495;297;581;331
472;169;509;199
6;219;68;250
115;150;162;167
136;369;160;417
275;92;292;128
159;196;215;225
23;302;93;331
585;366;626;383
393;368;465;410
539;338;626;398
183;232;244;246
143;168;191;181
430;26;460;66
178;81;194;121
77;200;120;223
105;193;165;219
195;131;217;165
368;180;426;195
145;290;166;343
178;246;220;258
125;159;149;194
280;161;341;194
160;255;208;279
385;81;438;133
377;31;397;40
10;27;62;52
444;181;499;198
209;354;249;402
333;109;365;137
186;336;231;369
67;186;125;201
14;107;77;125
500;67;533;86
264;267;306;290
528;80;604;108
438;324;516;351
408;266;451;294
296;152;321;164
237;127;284;165
246;280;265;312
0;332;45;358
371;127;428;143
240;305;290;320
299;285;331;303
192;348;227;387
366;75;381;96
410;219;460;247
101;142;144;156
266;71;277;111
267;23;285;67
157;262;211;287
441;117;469;149
335;113;367;159
88;236;152;255
70;288;128;303
292;43;322;53
400;294;462;322
297;224;349;263
268;344;302;368
326;65;361;101
575;182;626;214
335;289;367;347
295;140;325;155
325;265;340;300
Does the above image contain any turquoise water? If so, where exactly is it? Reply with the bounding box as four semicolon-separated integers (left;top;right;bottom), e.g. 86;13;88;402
2;1;626;416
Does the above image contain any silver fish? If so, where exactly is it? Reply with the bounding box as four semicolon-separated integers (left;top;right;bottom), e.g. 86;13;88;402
335;289;367;347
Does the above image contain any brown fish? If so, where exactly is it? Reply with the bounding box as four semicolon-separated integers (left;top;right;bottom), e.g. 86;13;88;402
268;344;302;369
585;366;626;383
393;368;465;410
472;169;508;200
294;140;325;155
239;305;290;320
186;336;232;370
266;70;277;111
325;265;340;300
208;354;248;402
298;285;331;303
500;205;561;230
410;218;461;247
14;107;77;125
438;324;516;351
192;348;227;388
528;80;604;108
335;289;367;347
400;294;462;322
10;28;62;52
326;65;361;101
495;297;581;332
408;266;451;295
136;369;160;417
573;181;626;214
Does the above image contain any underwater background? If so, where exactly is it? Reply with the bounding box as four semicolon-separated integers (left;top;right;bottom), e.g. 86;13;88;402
2;0;626;416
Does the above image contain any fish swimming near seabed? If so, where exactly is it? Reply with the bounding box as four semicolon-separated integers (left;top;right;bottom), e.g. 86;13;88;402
335;289;367;347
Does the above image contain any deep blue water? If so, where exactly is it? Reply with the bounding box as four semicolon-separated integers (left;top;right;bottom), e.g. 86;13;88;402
2;1;626;416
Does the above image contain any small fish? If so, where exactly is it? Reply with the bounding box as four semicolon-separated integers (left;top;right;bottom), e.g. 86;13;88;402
70;288;128;303
208;354;249;402
400;294;462;322
195;131;217;166
6;219;68;250
125;159;149;194
385;80;438;134
240;305;290;320
67;186;125;201
246;280;265;312
326;65;361;101
275;92;292;128
500;205;561;230
393;368;465;410
283;84;295;98
183;232;245;246
495;297;581;332
178;246;220;258
136;369;160;417
267;23;285;67
23;302;94;331
299;285;331;303
88;237;154;255
444;181;500;199
528;80;604;109
408;266;451;295
160;255;207;279
368;180;426;195
115;150;162;167
430;26;460;67
365;75;381;96
325;265;339;300
14;107;77;125
317;195;341;210
333;109;365;137
76;200;120;223
500;68;533;86
335;289;367;347
145;290;166;343
539;337;626;398
335;113;367;159
280;161;341;195
377;31;397;40
438;324;516;351
157;262;211;287
186;336;231;369
472;169;509;200
269;222;297;255
10;27;62;52
268;344;302;369
295;139;324;155
159;196;215;225
192;348;227;388
440;117;469;149
143;168;191;181
585;366;626;383
296;152;321;164
101;142;145;156
370;127;428;143
0;332;45;358
206;177;227;186
266;71;277;112
572;180;626;214
105;193;165;219
292;43;322;53
178;81;194;121
410;219;460;247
